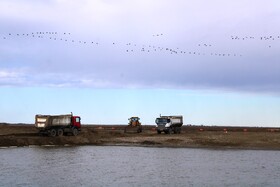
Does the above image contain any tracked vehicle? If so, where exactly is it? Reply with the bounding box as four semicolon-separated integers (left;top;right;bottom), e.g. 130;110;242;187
124;117;142;133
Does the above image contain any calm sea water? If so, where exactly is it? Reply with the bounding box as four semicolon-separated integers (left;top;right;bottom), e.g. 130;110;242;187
0;146;279;187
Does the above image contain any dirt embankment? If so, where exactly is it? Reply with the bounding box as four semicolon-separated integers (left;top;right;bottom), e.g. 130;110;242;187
0;124;280;150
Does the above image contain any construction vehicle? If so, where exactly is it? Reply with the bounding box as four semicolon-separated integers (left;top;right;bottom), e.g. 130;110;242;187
124;117;142;133
35;113;81;137
155;115;183;134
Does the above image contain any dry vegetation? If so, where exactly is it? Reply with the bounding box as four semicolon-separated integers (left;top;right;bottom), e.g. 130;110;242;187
0;124;280;150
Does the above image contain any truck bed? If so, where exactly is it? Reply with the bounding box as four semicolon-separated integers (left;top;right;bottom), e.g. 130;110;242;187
35;114;72;129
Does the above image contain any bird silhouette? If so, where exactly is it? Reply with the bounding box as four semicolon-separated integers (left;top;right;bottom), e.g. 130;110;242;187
3;31;246;58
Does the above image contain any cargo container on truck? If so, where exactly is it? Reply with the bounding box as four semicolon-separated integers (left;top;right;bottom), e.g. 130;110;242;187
35;114;81;137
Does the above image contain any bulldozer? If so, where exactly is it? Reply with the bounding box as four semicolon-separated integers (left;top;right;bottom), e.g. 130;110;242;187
124;117;142;133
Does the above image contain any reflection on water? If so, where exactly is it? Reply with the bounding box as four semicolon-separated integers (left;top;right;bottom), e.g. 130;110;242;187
0;146;280;186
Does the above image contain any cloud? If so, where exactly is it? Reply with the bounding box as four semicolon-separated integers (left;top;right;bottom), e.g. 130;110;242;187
0;69;27;86
0;0;280;94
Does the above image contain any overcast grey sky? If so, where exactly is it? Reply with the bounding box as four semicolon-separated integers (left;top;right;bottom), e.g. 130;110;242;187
1;0;280;125
1;0;279;93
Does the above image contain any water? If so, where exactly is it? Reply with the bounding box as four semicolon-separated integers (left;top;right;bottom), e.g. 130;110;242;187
0;146;279;187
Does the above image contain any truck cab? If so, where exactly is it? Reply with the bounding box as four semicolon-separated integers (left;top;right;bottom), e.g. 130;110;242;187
129;117;141;127
72;116;81;129
155;117;171;133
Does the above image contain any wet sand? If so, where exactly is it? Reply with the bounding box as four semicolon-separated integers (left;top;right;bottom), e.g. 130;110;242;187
0;124;280;150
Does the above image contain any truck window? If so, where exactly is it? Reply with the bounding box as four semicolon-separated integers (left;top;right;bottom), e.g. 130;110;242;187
132;118;138;122
156;118;168;123
75;118;80;123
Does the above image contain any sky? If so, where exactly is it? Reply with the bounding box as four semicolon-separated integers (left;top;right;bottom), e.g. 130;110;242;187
0;0;280;126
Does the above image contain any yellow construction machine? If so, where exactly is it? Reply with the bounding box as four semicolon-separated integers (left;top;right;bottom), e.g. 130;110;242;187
124;117;142;133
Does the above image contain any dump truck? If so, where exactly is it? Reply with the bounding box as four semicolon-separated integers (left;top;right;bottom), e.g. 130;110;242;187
155;115;183;134
124;117;142;133
35;114;81;136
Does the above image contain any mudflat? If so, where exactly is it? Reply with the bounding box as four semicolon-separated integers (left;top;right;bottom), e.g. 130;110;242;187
0;124;280;150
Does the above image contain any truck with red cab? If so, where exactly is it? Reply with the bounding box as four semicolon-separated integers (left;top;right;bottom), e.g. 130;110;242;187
35;113;81;136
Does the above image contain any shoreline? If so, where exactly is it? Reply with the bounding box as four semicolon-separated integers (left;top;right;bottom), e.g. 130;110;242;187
1;143;280;151
0;124;280;150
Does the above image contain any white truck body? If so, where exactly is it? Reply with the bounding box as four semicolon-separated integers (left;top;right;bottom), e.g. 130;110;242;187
155;115;183;134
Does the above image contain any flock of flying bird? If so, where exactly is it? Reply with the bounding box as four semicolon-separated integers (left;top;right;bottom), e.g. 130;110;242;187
231;35;280;48
6;31;279;57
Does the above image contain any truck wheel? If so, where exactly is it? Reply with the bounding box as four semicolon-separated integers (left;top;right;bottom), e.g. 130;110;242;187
49;129;56;137
57;129;63;136
137;127;142;133
166;129;171;134
72;128;79;136
174;127;177;134
157;130;161;134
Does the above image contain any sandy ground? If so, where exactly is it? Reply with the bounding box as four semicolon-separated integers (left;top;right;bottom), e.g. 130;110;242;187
0;124;280;150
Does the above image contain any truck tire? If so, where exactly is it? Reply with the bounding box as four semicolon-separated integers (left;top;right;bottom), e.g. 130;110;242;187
166;128;171;134
49;129;57;137
137;127;142;133
164;130;170;134
157;130;161;134
72;128;79;136
174;127;177;134
178;127;181;134
57;129;63;136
